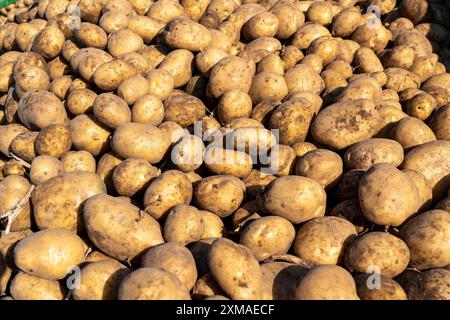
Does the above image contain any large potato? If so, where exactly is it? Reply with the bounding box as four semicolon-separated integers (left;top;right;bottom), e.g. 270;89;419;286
258;176;326;224
14;228;87;280
32;171;106;232
92;59;136;91
84;194;164;262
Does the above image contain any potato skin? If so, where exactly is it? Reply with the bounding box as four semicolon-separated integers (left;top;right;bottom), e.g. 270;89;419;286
32;171;106;232
162;17;211;52
141;242;198;291
118;267;191;300
35;124;71;159
343;138;404;170
429;104;450;141
293;217;357;265
400;210;450;270
240;216;295;261
84;194;164;262
0;175;32;230
10;272;66;300
389;117;436;150
73;260;130;300
259;176;326;224
30;155;63;186
358;164;420;227
204;147;253;178
354;274;407;300
70;115;111;157
404;269;450;300
14;229;87;280
112;158;159;197
163;205;204;246
292;265;359;300
158;49;194;88
208;238;263;300
92;59;136;91
10;131;38;163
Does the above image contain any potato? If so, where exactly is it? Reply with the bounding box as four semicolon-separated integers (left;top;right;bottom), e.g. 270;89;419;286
354;274;407;300
198;210;224;239
84;194;164;262
14;22;40;52
118;267;191;300
171;135;205;172
291;22;331;50
195;47;228;77
73;260;130;300
259;176;326;224
284;64;324;95
107;29;144;58
18;90;67;130
30;155;63;185
96;152;123;192
163;93;206;127
0;62;14;93
112;158;159;197
99;10;129;34
61;151;96;173
359;163;420;227
312;99;381;150
335;39;359;63
73;22;107;50
405;92;436;121
280;45;303;70
102;0;135;16
10;272;66;300
158;49;194;88
293;216;356;265
229;117;264;130
292;265;359;300
331;8;361;37
353;48;383;74
269;98;316;145
400;210;450;270
389;117;436;150
291;141;317;157
394;29;432;58
208;238;262;300
403;169;433;212
429;104;450;140
0;123;28;157
270;5;300;40
111;123;170;164
260;261;305;300
70;115;111;157
344;138;404;171
14;228;87;280
65;88;96;116
194;175;245;218
146;0;185;22
351;22;391;54
399;0;428;25
242;12;279;41
240;216;295;261
241;170;275;200
0;175;32;231
402;140;450;199
2;160;26;177
256;54;284;76
248;71;288;105
405;269;450;300
92;59;136;91
410;55;438;83
162;17;211;52
141;242;197;291
216;90;252;125
92;93;131;130
131;94;164;126
265;144;296;177
10;131;38;162
144;170;193;220
296;149;343;188
337;76;382;102
13;65;50;97
34;124;71;159
31;26;64;60
346;232;409;278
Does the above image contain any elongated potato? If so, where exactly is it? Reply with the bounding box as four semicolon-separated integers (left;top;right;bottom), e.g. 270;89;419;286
204;147;253;178
10;272;66;300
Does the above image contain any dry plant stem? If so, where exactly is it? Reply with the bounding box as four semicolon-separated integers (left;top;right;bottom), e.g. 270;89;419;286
9;153;31;168
264;254;317;269
4;184;35;233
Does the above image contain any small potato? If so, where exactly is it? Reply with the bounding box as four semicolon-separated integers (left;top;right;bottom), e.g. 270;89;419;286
84;194;164;262
284;64;324;95
306;36;338;66
380;46;415;70
337;76;382;102
359;164;420;227
311;99;381;150
306;0;333;25
280;45;303;70
259;176;326;224
14;229;87;280
118;267;191;300
61;151;96;173
400;210;450;270
271;5;301;40
144;170;193;220
291;22;331;50
10;131;38;163
158;49;194;88
164;93;206;127
429;104;450;140
242;12;279;41
74;22;107;49
389;117;436;150
335;39;359;63
163;205;204;246
111;123;170;164
70;115;111;157
49;75;73;100
93;93;131;129
351;22;391;54
354;274;407;300
31;26;65;60
141;242;197;291
256;54;284;75
353;48;383;74
195;46;228;76
146;69;174;101
47;56;69;81
331;8;362;37
10;272;66;300
410;55;438;83
112;158;159;197
325;60;353;80
249;71;288;105
66;89;96;115
99;10;129;34
147;0;186;23
293;216;357;265
73;260;130;300
266;144;297;177
30;155;63;185
34;124;71;159
291;142;317;157
344;138;404;170
296;149;343;188
96;152;123;192
14;22;40;52
117;75;150;105
405;269;450;300
292;265;359;300
346;232;410;278
208;238;262;300
199;210;224;239
404;92;436;121
217;90;252;124
107;29;144;57
162;17;211;52
194;175;246;218
131;94;164;126
92;59;136;91
0;175;32;231
171;135;205;172
0;123;29;157
14;66;50;98
240;216;295;261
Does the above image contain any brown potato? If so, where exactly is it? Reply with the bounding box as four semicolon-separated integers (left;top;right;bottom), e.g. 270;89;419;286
291;22;331;50
198;210;224;239
403;169;433;212
429;104;450;140
162;17;211;52
331;8;362;37
61;151;96;173
10;272;66;300
389;117;436;150
34;124;71;159
30;155;63;185
158;49;194;88
31;26;65;60
96;152;123;192
354;274;407;300
65;88;96;116
112;158;159;197
117;75;149;105
93;93;131;129
217;90;252;125
296;149;343;188
171;135;205;172
99;10;129;34
74;22;107;49
405;269;450;300
243;12;279;41
131;94;164;126
92;59;136;91
266;144;297;177
249;71;288;105
163;93;206;127
284;64;324;95
0;175;32;231
70;115;111;157
346;232;410;277
10;131;38;163
405;92;436;121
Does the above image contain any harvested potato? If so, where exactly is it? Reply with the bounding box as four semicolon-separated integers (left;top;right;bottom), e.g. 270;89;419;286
10;272;66;300
30;155;63;185
354;274;407;300
112;158;159;197
158;49;194;88
429;104;450;140
34;124;71;159
61;151;96;173
70;115;111;157
404;269;450;300
0;175;32;231
296;149;343;188
131;94;164;126
10;131;38;163
217;90;252;124
171;135;205;172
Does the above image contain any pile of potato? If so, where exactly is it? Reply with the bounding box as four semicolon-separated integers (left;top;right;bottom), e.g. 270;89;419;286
0;0;449;301
0;1;35;24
